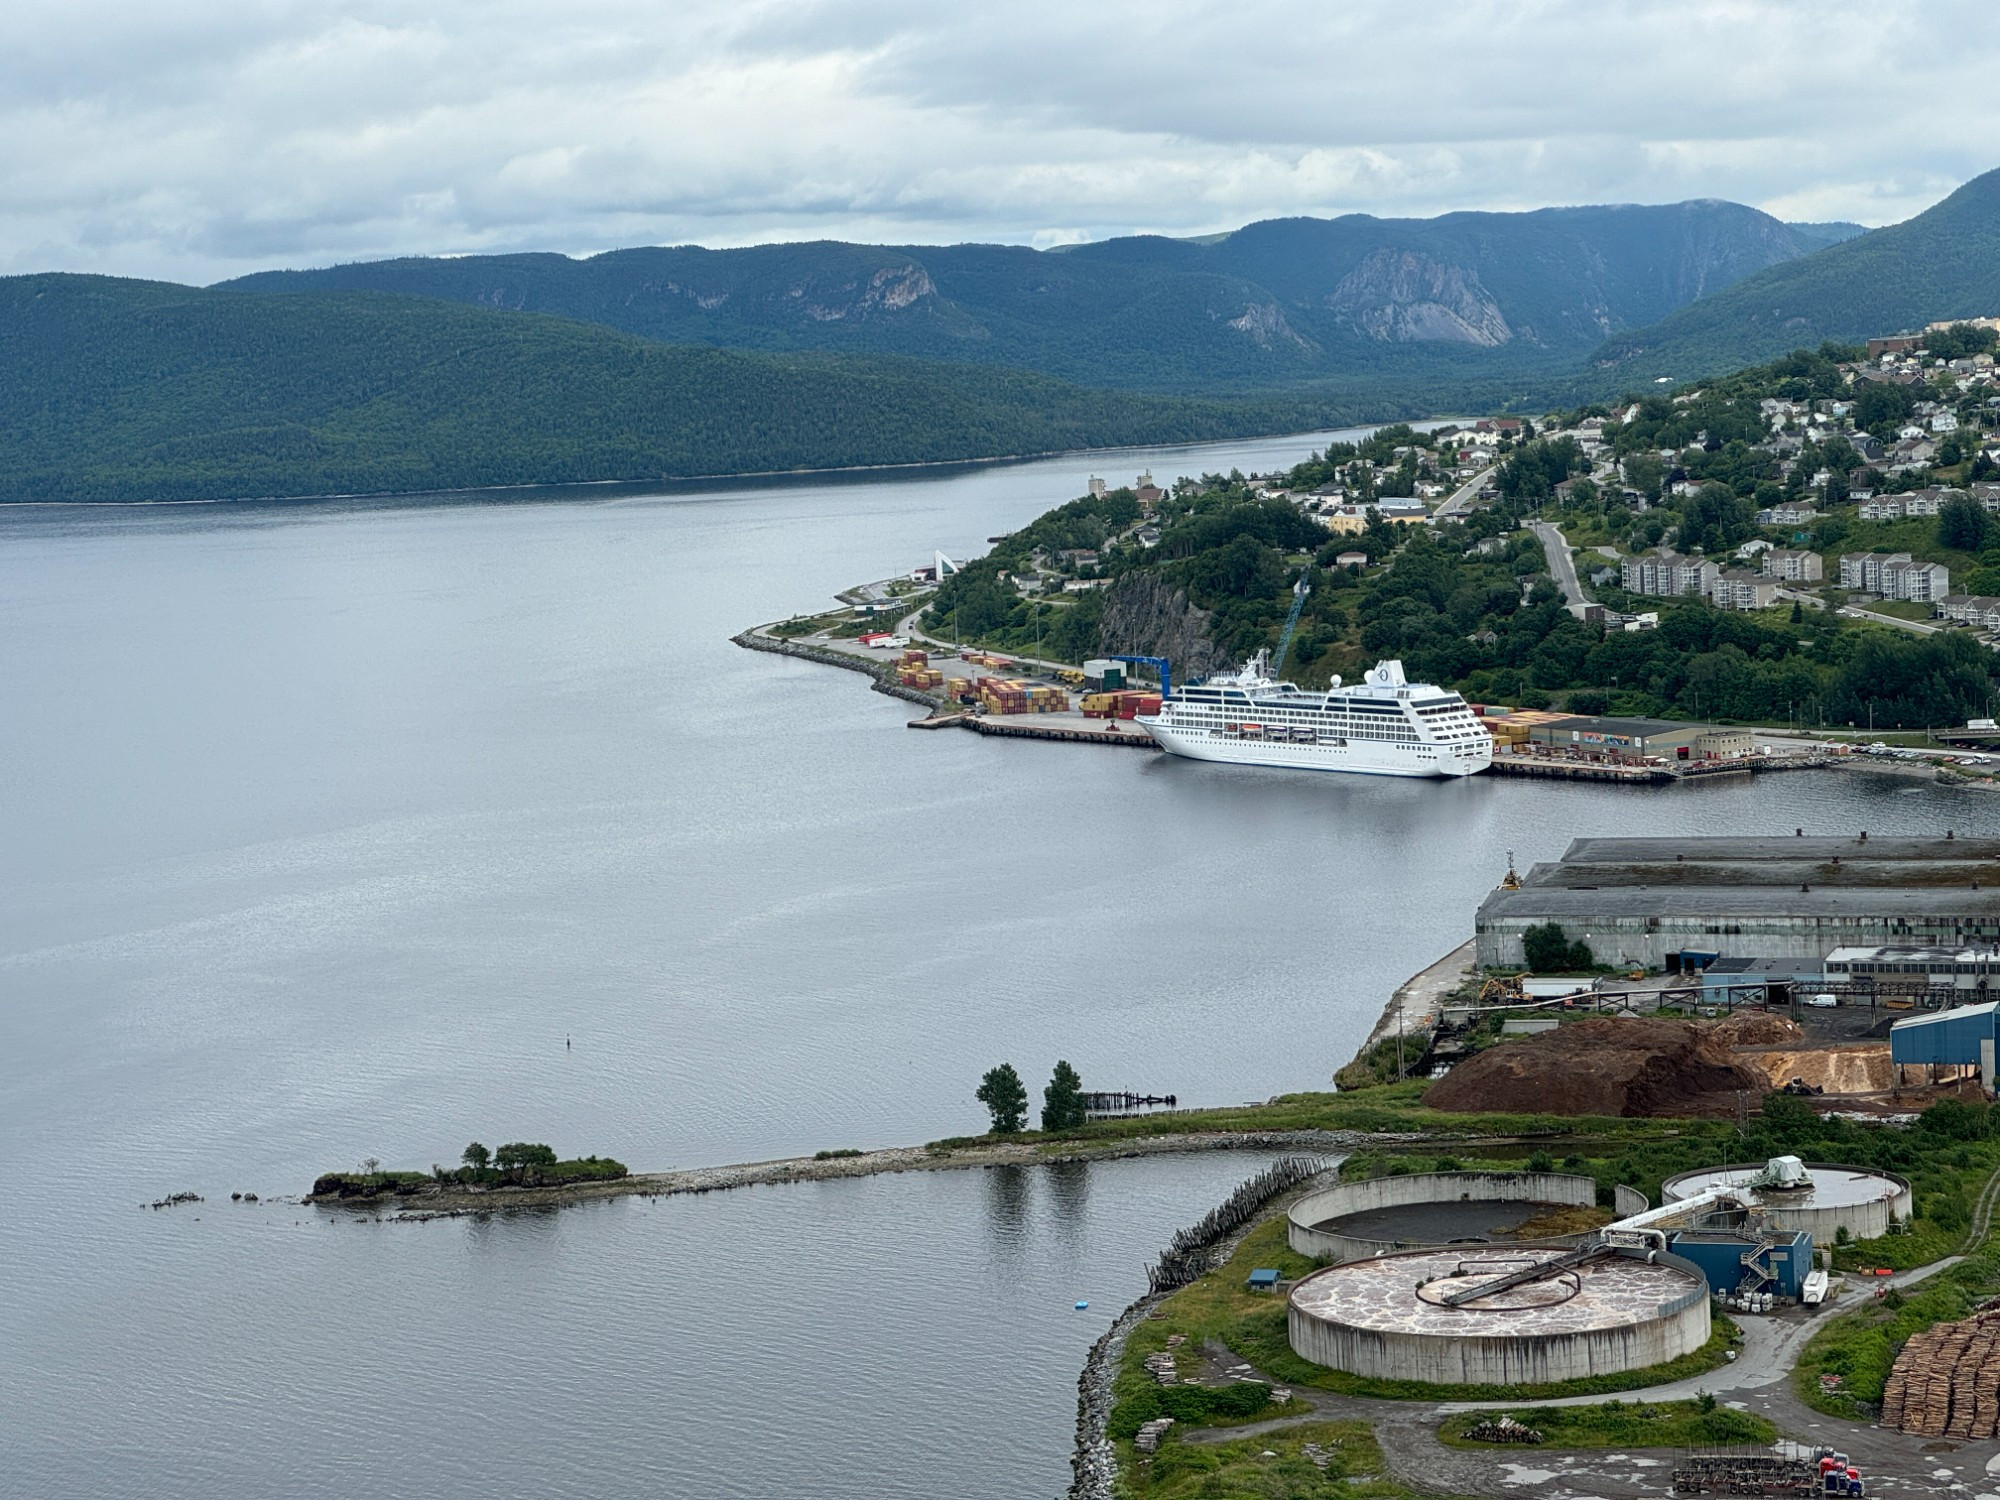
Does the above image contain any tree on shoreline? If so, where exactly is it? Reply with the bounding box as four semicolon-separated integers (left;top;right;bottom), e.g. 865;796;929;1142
462;1142;490;1173
976;1064;1029;1134
1042;1060;1086;1133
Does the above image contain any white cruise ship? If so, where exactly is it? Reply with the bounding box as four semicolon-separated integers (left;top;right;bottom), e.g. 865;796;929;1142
1135;655;1492;778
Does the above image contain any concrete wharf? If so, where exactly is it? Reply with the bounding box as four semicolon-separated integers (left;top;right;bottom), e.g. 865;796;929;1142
1486;755;1674;785
956;716;1162;748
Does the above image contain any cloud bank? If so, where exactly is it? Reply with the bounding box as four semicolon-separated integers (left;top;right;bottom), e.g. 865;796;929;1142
2;0;1995;283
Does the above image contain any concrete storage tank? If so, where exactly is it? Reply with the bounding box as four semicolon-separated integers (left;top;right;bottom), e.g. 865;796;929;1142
1660;1161;1912;1242
1287;1245;1710;1385
1288;1172;1601;1262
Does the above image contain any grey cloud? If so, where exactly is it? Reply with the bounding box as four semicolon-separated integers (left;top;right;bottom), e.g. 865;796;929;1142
0;0;1994;283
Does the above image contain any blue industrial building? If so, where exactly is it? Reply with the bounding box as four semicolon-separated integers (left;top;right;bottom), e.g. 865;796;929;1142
1699;955;1826;1005
1666;1230;1811;1298
1889;1001;2000;1087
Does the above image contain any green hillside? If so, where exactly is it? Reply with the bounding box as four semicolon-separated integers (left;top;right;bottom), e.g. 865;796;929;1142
218;200;1824;396
1593;169;2000;378
0;275;1349;503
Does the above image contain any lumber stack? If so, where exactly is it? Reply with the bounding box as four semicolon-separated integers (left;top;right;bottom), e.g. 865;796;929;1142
1881;1309;2000;1437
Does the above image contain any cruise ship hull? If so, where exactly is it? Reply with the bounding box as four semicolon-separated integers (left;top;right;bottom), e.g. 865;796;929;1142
1139;719;1490;778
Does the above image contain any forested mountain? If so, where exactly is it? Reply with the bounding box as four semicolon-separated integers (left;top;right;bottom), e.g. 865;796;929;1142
219;200;1831;395
0;275;1335;503
1593;169;2000;377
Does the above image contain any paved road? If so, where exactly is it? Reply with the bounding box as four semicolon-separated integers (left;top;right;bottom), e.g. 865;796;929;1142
1431;466;1494;521
1529;519;1592;617
1838;603;1942;636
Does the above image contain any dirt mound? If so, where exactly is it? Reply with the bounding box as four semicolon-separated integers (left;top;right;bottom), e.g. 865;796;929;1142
1738;1042;1893;1095
1709;1011;1805;1046
1424;1016;1771;1118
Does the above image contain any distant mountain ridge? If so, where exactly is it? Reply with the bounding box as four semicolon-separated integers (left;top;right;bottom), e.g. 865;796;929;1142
1592;170;2000;376
0;275;1339;503
219;199;1832;395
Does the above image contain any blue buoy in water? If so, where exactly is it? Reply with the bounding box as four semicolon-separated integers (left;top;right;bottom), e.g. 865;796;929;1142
1074;1300;1089;1310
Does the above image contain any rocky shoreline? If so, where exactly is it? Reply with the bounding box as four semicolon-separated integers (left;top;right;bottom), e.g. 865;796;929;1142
310;1128;1385;1219
1066;1156;1340;1500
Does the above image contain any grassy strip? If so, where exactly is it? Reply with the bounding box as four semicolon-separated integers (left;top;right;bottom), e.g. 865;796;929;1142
1794;1242;2000;1418
1439;1398;1775;1450
936;1086;1683;1151
1118;1216;1735;1408
1119;1419;1436;1500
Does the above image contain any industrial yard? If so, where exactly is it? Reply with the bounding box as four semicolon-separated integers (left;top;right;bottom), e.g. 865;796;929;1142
744;587;2000;1495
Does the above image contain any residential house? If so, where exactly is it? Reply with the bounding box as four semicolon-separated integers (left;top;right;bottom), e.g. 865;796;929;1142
1761;548;1824;583
1858;497;1905;521
1756;502;1819;527
1712;570;1780;611
1840;551;1912;592
1621;549;1718;598
1844;552;1951;602
1937;595;2000;628
1885;559;1951;602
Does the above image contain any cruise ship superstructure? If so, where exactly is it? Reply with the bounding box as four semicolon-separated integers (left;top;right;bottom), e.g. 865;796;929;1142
1135;656;1492;778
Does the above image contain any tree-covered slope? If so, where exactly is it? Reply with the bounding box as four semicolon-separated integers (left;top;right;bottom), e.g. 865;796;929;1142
218;200;1826;395
1593;168;2000;378
0;275;1335;503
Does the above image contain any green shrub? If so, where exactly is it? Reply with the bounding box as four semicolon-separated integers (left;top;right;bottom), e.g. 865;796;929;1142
1107;1380;1271;1440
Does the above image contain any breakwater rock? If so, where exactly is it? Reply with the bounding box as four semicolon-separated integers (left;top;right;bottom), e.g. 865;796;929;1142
1067;1154;1335;1500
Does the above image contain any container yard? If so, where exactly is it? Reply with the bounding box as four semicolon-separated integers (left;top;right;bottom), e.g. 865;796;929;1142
1287;1171;1604;1262
1286;1243;1711;1384
1661;1161;1913;1242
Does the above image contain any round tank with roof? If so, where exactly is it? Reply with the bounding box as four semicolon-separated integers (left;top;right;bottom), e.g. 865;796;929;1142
1660;1157;1911;1242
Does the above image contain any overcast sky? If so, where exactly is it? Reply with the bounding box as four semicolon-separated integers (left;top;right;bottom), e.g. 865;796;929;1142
4;0;1996;285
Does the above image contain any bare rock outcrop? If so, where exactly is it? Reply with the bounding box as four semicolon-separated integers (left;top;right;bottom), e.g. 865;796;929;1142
1098;571;1226;680
1326;249;1513;346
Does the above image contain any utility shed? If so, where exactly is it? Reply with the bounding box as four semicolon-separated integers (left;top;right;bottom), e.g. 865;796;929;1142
1890;1002;2000;1088
1666;1230;1811;1298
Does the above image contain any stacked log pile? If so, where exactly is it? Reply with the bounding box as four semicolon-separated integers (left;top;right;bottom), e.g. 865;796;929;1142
1881;1308;2000;1437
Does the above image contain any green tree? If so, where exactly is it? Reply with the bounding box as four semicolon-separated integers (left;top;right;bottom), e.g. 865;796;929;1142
976;1064;1029;1134
1041;1060;1087;1132
461;1141;491;1173
1522;922;1594;972
493;1142;558;1182
1940;493;1989;552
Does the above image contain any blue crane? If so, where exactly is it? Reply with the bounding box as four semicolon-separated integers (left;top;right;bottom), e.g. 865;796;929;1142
1270;575;1312;678
1112;654;1172;699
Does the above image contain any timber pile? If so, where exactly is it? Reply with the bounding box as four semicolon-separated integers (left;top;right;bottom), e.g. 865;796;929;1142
1881;1308;2000;1436
1462;1416;1543;1444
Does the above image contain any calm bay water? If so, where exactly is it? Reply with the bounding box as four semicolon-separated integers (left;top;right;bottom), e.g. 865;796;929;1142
3;430;1997;1498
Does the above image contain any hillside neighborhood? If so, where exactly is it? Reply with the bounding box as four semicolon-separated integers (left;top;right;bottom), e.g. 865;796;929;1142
1255;318;2000;640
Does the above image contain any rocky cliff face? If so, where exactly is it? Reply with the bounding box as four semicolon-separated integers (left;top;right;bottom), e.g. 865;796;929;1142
797;262;939;322
1224;300;1311;351
1326;249;1513;345
1098;571;1225;680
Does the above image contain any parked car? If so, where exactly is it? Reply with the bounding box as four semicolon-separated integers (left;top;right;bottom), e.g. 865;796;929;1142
1807;993;1840;1009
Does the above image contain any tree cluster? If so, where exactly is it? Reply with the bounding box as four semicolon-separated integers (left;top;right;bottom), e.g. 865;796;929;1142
975;1060;1088;1134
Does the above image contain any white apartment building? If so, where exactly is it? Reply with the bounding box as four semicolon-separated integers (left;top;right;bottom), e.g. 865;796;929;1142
1760;548;1824;583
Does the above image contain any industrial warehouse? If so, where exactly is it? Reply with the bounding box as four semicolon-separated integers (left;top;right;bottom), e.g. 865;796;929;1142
1476;835;2000;970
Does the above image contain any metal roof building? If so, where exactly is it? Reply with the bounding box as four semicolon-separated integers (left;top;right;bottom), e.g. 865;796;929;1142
1889;1002;2000;1088
1477;836;2000;969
